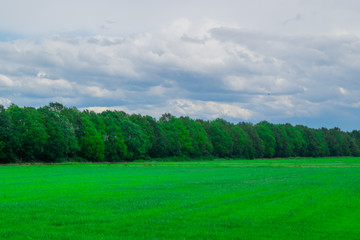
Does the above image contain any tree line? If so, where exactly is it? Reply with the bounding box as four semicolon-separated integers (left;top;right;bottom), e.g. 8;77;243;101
1;102;360;163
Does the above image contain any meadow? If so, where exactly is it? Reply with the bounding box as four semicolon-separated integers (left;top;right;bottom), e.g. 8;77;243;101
1;157;360;239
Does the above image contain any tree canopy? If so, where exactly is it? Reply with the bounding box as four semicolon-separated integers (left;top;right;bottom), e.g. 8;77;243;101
0;102;359;163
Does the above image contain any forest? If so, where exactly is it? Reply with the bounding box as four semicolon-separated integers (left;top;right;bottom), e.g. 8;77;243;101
1;102;360;163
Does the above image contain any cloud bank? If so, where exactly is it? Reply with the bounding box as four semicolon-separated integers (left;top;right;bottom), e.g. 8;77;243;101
1;16;360;130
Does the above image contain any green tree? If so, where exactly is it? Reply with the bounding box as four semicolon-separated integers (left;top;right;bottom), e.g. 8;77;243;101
8;105;48;161
129;114;154;158
238;122;264;159
160;115;193;157
100;111;128;161
38;105;79;162
271;124;290;158
255;121;276;158
323;127;354;156
299;126;329;157
230;124;248;158
79;115;105;161
119;119;149;160
0;105;19;162
104;122;127;162
147;117;169;158
204;119;233;158
283;124;306;157
349;130;360;156
181;117;213;157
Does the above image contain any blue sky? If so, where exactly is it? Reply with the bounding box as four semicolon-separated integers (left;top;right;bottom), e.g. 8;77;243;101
1;0;360;130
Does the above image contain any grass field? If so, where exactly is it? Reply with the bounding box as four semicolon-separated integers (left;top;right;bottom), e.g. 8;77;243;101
1;157;360;239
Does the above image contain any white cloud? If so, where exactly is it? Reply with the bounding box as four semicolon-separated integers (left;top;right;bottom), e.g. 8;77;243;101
34;77;73;90
223;75;305;95
79;86;112;98
1;16;360;129
0;74;15;87
339;87;347;95
223;76;268;94
37;71;47;78
0;97;11;106
147;85;167;97
84;98;253;121
169;99;253;120
2;0;360;37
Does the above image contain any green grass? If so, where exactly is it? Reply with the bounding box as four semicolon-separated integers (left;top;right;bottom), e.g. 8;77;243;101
1;157;360;239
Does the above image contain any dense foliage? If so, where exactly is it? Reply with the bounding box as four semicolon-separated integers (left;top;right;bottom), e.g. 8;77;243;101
1;103;360;163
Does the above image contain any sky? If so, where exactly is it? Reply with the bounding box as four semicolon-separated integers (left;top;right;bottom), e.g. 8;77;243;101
1;0;360;130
